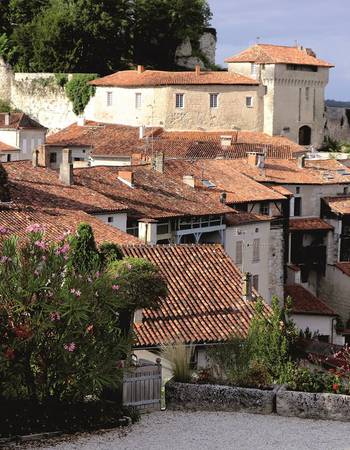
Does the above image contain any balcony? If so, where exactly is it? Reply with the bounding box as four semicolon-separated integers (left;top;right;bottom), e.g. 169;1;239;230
175;215;225;244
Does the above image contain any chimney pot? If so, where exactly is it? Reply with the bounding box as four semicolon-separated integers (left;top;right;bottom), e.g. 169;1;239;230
195;64;201;76
32;149;39;168
137;65;145;74
77;116;85;127
118;170;134;187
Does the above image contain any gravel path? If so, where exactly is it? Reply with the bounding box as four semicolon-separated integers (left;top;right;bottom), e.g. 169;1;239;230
26;410;350;450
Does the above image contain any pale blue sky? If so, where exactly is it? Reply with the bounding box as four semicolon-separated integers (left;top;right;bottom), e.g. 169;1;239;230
208;0;350;100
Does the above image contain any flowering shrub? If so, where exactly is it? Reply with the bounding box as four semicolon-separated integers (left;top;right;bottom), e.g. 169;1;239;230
0;223;166;403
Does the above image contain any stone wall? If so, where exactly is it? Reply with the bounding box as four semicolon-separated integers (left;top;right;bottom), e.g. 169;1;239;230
166;381;275;414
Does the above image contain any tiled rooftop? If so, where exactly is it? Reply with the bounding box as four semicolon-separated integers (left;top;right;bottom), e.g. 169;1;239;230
335;262;350;277
4;161;128;214
0;112;46;130
225;44;333;67
122;244;270;346
74;164;232;220
164;159;286;204
289;218;334;232
323;196;350;215
286;285;336;316
0;141;18;153
0;206;140;246
90;69;258;87
221;158;350;185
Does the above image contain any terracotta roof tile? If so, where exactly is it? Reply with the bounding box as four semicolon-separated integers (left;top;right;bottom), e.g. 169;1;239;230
0;206;140;246
4;161;128;214
122;244;270;346
289;218;333;232
164;159;286;204
0;141;19;153
74;164;231;220
286;285;336;316
221;158;350;185
323;196;350;215
225;44;334;67
225;212;271;226
0;112;46;130
90;69;259;87
335;262;350;277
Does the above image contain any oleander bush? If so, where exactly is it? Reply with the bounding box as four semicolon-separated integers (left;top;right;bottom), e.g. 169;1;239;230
0;223;166;409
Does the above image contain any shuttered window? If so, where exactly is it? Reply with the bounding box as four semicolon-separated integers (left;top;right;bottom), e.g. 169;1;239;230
253;238;260;262
253;274;259;290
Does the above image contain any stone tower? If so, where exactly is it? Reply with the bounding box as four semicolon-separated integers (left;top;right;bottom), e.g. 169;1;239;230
225;44;333;147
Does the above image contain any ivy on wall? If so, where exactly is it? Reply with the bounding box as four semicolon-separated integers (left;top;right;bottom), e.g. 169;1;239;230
64;74;97;116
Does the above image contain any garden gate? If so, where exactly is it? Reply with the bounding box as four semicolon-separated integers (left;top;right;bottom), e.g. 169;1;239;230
123;359;162;412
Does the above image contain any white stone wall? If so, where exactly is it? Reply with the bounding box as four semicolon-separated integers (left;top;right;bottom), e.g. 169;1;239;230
319;265;350;322
224;221;272;302
88;84;264;132
291;313;335;341
93;212;127;232
228;61;330;147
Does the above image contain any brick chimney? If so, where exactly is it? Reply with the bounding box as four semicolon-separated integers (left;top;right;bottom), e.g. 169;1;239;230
298;155;306;169
118;169;134;187
242;272;253;301
32;149;39;168
195;64;201;76
137;65;145;74
59;148;73;186
35;144;50;167
152;152;164;174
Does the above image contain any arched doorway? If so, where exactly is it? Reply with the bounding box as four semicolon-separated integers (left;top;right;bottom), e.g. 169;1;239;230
299;126;312;145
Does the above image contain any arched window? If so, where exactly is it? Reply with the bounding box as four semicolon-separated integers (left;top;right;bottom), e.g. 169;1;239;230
299;126;312;145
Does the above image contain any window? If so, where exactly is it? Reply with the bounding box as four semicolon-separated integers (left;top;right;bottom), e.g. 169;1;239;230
175;93;184;108
106;91;113;106
253;239;260;262
286;64;318;72
344;187;349;195
49;152;57;164
209;93;218;108
305;87;310;101
236;241;243;265
251;63;257;77
6;154;11;162
135;92;142;109
259;202;270;216
252;274;259;290
107;216;114;223
294;197;302;216
246;96;253;108
296;186;300;194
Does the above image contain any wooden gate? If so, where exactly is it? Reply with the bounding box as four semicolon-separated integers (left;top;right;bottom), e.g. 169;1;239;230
123;360;162;412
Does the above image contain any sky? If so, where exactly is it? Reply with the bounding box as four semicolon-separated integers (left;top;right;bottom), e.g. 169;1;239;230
208;0;350;100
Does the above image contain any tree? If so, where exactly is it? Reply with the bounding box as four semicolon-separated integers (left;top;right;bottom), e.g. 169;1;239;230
0;163;10;202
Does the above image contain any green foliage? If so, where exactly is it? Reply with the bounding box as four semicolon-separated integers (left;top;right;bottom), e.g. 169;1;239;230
54;73;69;88
65;74;97;115
162;342;194;383
99;242;123;267
0;224;165;402
285;366;348;394
320;136;343;152
0;163;10;201
0;0;211;73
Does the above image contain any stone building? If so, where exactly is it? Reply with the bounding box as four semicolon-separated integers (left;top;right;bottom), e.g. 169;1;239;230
225;44;333;147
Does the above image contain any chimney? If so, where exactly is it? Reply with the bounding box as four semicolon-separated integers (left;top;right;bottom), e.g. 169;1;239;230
4;113;10;127
242;272;253;301
298;155;306;169
59;148;73;186
152;152;164;174
118;169;134;187
137;65;145;74
139;125;145;139
32;149;39;168
134;309;143;324
195;64;201;76
77;116;85;127
247;152;258;167
35;144;50;167
220;135;232;147
220;192;227;204
183;174;195;188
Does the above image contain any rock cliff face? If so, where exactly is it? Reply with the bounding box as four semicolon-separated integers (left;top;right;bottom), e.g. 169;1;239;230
175;28;217;69
325;107;350;143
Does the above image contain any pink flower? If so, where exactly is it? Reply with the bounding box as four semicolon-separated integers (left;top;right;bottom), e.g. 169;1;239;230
64;342;76;352
95;271;100;278
56;243;70;255
70;288;76;294
26;224;44;233
50;311;61;321
75;290;81;297
34;240;47;250
70;288;81;297
1;256;11;263
112;284;120;291
0;226;8;234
